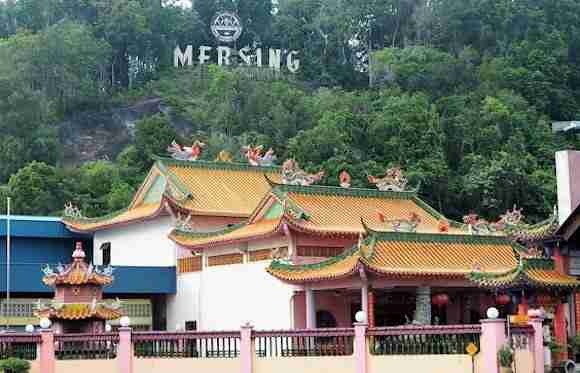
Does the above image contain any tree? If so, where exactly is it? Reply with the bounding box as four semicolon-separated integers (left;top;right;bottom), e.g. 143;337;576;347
7;162;64;215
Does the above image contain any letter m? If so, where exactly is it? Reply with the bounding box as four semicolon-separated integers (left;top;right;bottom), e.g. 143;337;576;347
174;46;193;67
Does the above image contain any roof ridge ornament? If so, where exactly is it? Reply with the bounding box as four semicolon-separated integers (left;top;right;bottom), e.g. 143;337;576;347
281;159;324;186
64;202;84;219
377;211;421;232
167;140;206;161
367;167;408;192
242;145;277;167
339;170;351;188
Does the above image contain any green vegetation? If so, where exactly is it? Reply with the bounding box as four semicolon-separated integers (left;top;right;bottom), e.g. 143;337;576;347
0;358;31;373
0;0;579;221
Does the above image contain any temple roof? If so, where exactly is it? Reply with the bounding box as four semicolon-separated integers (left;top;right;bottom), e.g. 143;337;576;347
36;303;122;321
267;231;520;284
467;256;580;289
42;243;113;287
63;157;282;232
169;183;469;248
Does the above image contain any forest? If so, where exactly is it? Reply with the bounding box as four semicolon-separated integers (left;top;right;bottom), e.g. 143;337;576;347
1;0;580;222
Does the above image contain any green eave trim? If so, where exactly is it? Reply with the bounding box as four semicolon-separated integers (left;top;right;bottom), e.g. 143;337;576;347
366;230;519;246
153;155;281;173
268;246;359;272
62;206;131;224
172;221;249;239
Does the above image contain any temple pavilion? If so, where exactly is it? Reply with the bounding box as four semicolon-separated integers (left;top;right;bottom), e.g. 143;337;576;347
61;144;580;354
35;242;122;333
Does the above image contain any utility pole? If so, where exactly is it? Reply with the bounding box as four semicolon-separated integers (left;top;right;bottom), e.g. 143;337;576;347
5;197;10;331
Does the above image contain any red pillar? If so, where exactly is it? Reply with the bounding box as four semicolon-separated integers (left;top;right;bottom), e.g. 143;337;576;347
367;290;375;328
554;303;568;363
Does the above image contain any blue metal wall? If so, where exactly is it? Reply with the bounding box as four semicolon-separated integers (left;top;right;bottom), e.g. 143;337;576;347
0;216;176;294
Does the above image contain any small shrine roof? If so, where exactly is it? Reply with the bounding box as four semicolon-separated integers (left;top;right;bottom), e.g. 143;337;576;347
267;231;519;284
42;243;113;287
467;257;580;289
63;157;282;232
36;303;122;321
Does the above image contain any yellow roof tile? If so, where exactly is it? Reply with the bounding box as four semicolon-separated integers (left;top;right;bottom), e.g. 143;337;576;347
63;202;163;232
268;233;520;284
36;304;122;321
364;239;517;277
164;162;281;217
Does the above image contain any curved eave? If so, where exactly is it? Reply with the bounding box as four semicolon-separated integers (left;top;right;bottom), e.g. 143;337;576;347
169;219;283;249
283;217;362;238
266;260;361;285
63;203;166;233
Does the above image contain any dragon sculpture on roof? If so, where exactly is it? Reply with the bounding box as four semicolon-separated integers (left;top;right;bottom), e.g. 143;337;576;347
281;159;324;186
368;167;408;192
241;145;277;166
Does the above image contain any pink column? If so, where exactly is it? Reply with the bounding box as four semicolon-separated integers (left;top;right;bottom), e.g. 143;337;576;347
118;327;133;373
354;322;367;373
39;329;55;373
528;315;545;373
240;323;253;373
480;319;506;373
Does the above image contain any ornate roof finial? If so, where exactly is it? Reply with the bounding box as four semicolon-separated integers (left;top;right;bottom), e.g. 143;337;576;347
64;202;83;219
281;159;324;186
167;139;206;161
339;170;351;188
242;145;276;166
215;150;233;163
377;211;421;232
72;242;86;261
367;167;408;192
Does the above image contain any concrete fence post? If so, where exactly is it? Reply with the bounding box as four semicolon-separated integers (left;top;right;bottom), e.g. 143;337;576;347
480;319;507;373
528;315;545;373
240;323;254;373
354;322;368;373
118;327;133;373
39;329;55;373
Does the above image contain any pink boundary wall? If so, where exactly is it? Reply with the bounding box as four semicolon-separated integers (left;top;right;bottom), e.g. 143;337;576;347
36;315;544;373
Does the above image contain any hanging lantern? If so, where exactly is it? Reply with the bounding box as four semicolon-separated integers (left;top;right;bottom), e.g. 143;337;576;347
436;293;449;306
432;295;441;306
432;293;449;307
496;294;511;306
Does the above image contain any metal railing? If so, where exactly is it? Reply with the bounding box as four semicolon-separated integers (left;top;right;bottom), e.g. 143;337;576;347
132;331;241;358
368;325;481;355
0;334;40;360
253;328;354;357
54;333;119;360
510;325;534;350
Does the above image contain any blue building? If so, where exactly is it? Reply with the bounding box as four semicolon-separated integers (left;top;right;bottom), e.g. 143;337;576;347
0;215;176;330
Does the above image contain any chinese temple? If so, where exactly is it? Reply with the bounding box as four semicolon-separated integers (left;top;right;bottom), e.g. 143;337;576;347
61;142;580;362
35;242;122;333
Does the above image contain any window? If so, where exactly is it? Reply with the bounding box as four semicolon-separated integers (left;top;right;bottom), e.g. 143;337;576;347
101;242;111;266
185;321;197;331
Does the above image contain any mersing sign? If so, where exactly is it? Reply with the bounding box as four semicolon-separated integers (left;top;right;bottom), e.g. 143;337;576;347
174;12;300;73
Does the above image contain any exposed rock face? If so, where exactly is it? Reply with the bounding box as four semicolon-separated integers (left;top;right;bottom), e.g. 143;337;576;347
58;98;164;164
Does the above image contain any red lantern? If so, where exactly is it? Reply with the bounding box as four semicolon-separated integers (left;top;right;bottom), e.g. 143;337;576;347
432;293;449;307
496;294;511;306
432;295;441;306
437;293;449;306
